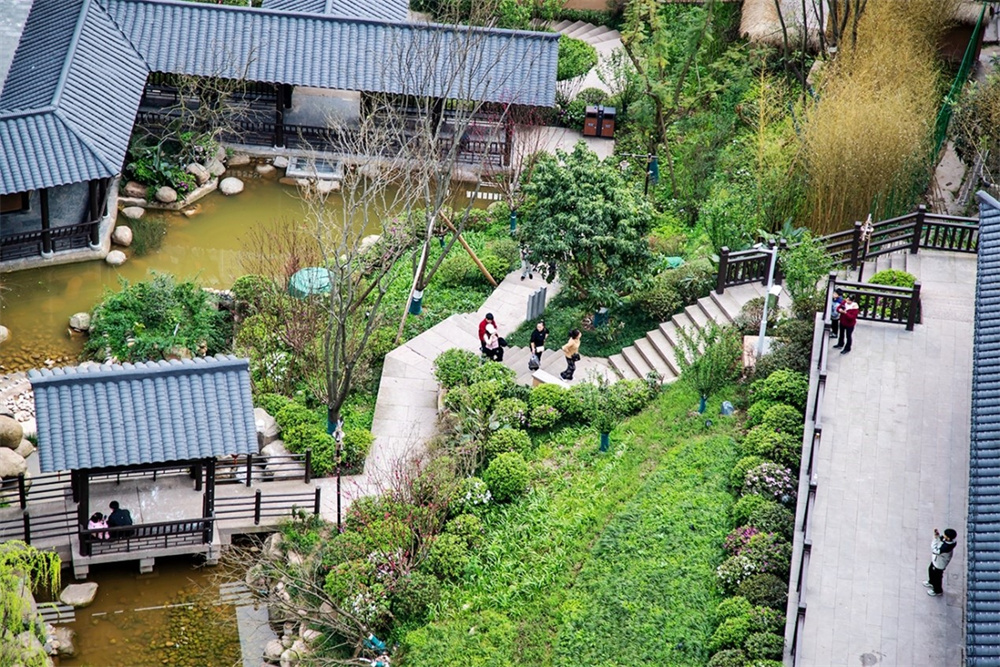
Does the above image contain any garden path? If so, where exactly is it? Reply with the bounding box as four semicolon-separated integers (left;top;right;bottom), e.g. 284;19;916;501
797;250;975;666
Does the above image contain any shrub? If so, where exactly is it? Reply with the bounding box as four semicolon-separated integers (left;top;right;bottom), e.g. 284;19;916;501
469;361;517;387
391;571;441;623
557;35;598;81
529;383;571;413
342;428;374;469
738;574;788;610
231;274;273;315
467;380;506;412
257;392;291;417
716;596;754;622
744;632;784;660
450;476;492;515
434;349;481;389
743;462;797;504
564;382;599;422
324;559;374;604
709;615;752;652
491;398;528;429
576;87;609;105
283;424;338;475
724;526;762;555
361;515;415;554
634;273;684;321
426;533;470;580
707;648;749;667
733;495;781;528
747;605;784;634
760;404;804;438
868;268;916;288
444;513;485;549
607;378;657;416
739;427;801;468
483;452;530;503
781;233;832;302
730;457;766;491
275;402;322;433
528;404;561;430
443;386;470;413
733;296;781;336
740;533;793;579
717;554;759;593
748;661;783;667
561;98;587;131
749;370;809;412
485;237;520;269
484;428;532;460
747;502;794;540
412;455;459;507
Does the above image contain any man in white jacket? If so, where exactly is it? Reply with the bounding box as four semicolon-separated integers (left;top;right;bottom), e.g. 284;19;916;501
924;528;958;597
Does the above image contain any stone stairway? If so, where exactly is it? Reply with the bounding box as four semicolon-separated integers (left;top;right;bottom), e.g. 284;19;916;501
607;281;792;382
501;343;616;387
838;248;914;284
542;20;622;94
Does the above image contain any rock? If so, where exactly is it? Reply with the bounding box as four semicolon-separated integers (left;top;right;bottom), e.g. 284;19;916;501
187;162;210;185
112;225;133;247
300;628;321;645
16;630;46;661
282;621;296;639
273;156;289;169
255;408;279;448
280;647;301;667
164;346;193;361
278;177;299;186
154;186;178;204
59;582;98;608
15;438;36;458
228;153;251;167
220;177;244;196
256;164;277;177
359;234;381;254
69;312;91;332
0;325;8;344
263;532;283;561
123;181;148;198
290;639;307;659
105;250;127;267
121;206;145;220
0;448;27;478
183;205;201;218
263;639;284;663
319;601;334;616
207;159;226;177
261;441;289;458
0;415;23;449
215;144;227;164
52;627;77;658
315;180;339;195
287;550;304;567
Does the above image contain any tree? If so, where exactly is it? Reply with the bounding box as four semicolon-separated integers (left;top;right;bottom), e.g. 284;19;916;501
781;233;832;302
674;322;743;410
953;72;1000;198
0;542;60;667
518;142;656;308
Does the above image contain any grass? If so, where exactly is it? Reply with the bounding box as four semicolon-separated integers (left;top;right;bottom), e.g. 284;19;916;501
505;293;659;358
401;380;738;666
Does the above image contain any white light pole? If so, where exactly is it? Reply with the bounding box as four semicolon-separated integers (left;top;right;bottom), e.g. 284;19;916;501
755;243;783;359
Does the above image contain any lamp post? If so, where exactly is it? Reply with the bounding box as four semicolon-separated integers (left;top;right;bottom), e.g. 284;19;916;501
856;214;875;282
755;243;782;359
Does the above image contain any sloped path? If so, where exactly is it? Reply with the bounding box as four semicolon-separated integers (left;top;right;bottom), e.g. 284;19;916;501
545;20;621;95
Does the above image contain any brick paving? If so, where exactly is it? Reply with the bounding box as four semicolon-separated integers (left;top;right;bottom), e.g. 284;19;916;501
798;251;976;666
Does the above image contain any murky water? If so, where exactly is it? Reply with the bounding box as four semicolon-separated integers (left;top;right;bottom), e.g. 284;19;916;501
56;556;241;667
0;174;367;372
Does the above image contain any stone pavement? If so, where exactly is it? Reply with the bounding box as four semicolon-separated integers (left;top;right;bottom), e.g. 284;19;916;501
798;251;975;666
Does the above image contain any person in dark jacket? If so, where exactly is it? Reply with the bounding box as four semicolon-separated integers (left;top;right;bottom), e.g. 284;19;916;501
834;294;859;354
830;289;844;339
924;528;958;597
107;501;133;539
529;321;549;361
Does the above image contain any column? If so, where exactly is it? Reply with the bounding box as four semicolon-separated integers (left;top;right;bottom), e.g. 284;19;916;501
39;188;52;257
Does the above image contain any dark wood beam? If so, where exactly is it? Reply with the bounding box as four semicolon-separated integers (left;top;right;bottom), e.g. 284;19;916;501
39;187;52;255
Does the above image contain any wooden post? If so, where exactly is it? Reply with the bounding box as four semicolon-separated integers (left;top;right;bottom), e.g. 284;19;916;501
775;239;788;285
39;188;52;255
716;247;730;294
23;512;31;546
313;488;321;515
906;282;921;331
253;490;262;525
849;221;862;269
17;474;26;509
282;83;293;109
78;471;90;556
503;118;513;167
204;458;216;519
245;454;253;487
911;205;926;254
88;180;100;222
441;214;497;287
274;84;285;148
304;450;312;484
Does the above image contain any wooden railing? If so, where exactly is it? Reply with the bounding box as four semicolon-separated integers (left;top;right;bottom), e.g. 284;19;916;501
0;219;101;262
216;452;312;486
831;275;922;331
715;240;783;294
81;518;214;557
0;508;77;545
214;488;321;526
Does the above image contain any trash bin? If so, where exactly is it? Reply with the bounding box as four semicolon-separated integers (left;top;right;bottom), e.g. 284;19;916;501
593;307;609;327
583;105;600;137
599;106;616;138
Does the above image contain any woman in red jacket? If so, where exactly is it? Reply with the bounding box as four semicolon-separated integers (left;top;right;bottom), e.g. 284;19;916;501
834;294;859;354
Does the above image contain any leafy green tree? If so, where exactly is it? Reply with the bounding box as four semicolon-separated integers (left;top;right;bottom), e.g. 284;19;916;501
674;322;743;408
780;232;832;302
1;542;60;667
519;143;655;308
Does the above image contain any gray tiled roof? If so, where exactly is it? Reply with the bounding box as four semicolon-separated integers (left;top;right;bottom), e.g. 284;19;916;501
29;355;258;472
261;0;409;23
969;190;1000;666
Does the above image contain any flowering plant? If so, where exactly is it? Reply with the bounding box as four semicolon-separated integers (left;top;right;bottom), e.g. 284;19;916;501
724;526;761;555
743;461;796;504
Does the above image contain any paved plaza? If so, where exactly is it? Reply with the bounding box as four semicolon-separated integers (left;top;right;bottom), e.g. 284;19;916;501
798;251;976;666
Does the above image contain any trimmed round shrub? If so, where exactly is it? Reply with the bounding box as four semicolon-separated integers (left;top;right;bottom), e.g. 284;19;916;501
709;615;752;652
717;554;758;593
607;379;657;416
467;380;505;412
730;456;766;490
739;427;801;469
868;268;916;288
444;513;485;549
390;570;441;622
738;574;788;610
484;237;520;268
342;428;374;469
231;274;273;314
746;400;777;428
491;397;528;429
748;605;784;634
563;382;599;422
717;596;754;622
257;392;291;417
484;428;532;460
275;402;322;432
749;661;784;667
743;462;797;504
443;386;471;413
426;533;470;580
324;559;374;604
733;494;773;526
470;361;517;387
434;349;481;389
634;273;684;322
557;35;597;81
529;404;561;430
360;515;415;554
529;383;570;413
450;476;492;515
744;632;784;660
749;370;809;412
320;530;368;568
725;526;762;555
576;87;608;105
747;502;795;540
707;649;748;667
483;452;530;503
282;423;337;475
739;533;793;580
761;404;804;439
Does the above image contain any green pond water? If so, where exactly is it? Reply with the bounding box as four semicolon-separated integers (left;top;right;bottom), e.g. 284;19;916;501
0;175;375;373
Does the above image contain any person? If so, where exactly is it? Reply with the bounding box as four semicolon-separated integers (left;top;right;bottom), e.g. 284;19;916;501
529;320;549;364
107;500;133;538
830;289;844;339
924;528;958;597
88;512;109;541
478;313;495;356
484;320;504;362
834;294;859;354
560;329;582;381
545;261;557;284
519;245;534;281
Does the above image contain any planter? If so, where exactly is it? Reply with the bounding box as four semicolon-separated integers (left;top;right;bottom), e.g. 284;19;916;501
599;432;610;452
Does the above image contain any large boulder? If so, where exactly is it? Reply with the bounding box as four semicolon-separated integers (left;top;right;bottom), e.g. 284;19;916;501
273;156;289;169
0;415;23;449
154;186;178;204
15;438;36;458
120;206;144;221
255;408;279;448
260;441;289;458
123;181;148;198
59;583;98;608
51;626;77;658
263;532;283;562
359;234;381;254
220;177;244;196
263;639;284;664
105;250;127;267
228;153;251;167
111;225;133;247
69;312;91;332
207;159;226;177
0;448;27;478
187;162;210;185
0;325;8;344
15;630;46;663
255;164;277;177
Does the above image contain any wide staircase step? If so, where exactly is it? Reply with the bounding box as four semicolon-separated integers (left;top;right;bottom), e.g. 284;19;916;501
608;353;638;380
559;20;591;37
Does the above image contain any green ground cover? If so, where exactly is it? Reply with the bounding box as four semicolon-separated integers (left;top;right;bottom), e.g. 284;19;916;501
401;379;738;666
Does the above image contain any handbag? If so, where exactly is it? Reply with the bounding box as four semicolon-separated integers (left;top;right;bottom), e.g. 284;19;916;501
528;353;540;371
498;337;508;348
571;353;581;362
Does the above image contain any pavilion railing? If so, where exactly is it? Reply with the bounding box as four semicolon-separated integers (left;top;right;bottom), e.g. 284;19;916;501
829;275;922;331
0;219;101;262
213;488;321;526
81;518;215;557
216;452;312;486
0;508;78;546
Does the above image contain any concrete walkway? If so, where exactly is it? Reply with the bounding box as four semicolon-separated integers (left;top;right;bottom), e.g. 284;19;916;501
798;251;975;666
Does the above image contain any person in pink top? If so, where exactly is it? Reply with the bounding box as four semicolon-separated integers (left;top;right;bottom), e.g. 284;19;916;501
834;294;859;354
